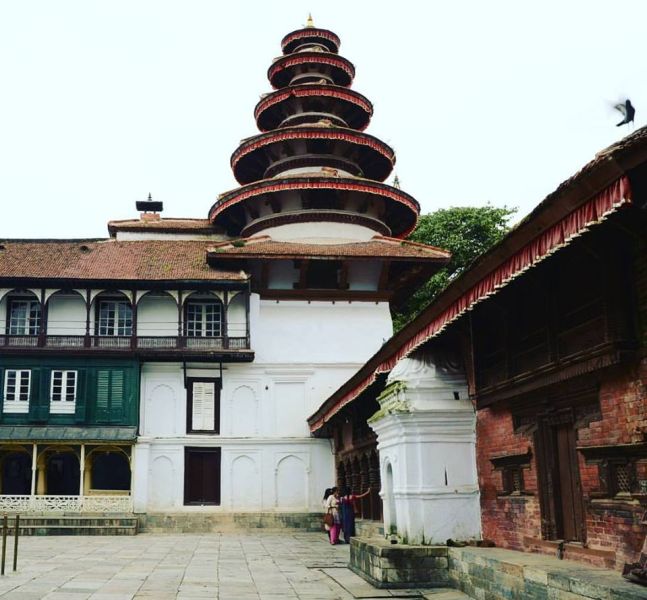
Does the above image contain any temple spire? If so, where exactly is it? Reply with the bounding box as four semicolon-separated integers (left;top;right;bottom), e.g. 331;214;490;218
306;13;314;28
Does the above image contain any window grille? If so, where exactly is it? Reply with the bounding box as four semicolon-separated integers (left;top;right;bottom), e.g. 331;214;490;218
8;300;40;335
186;301;222;337
3;370;31;413
50;370;77;414
98;301;132;336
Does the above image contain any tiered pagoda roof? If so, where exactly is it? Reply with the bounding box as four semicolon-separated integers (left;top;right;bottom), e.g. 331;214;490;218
208;19;421;241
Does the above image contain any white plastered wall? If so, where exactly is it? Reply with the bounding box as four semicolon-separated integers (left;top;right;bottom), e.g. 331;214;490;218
135;297;394;514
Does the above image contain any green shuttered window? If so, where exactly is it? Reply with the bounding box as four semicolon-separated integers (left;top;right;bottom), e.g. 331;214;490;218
96;370;125;422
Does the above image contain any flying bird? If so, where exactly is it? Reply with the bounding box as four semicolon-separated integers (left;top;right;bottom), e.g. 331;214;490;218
615;99;635;127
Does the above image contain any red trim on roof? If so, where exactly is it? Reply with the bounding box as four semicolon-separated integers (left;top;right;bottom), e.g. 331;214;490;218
209;179;419;239
268;55;355;87
254;87;372;126
231;129;395;169
281;29;341;51
308;175;633;432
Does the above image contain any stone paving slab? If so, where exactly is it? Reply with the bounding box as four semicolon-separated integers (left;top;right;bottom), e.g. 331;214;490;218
0;533;368;600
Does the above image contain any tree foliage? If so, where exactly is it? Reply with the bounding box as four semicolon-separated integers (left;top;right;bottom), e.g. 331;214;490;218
392;205;516;332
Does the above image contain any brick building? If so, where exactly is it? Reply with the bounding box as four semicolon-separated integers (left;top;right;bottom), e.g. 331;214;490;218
309;127;647;569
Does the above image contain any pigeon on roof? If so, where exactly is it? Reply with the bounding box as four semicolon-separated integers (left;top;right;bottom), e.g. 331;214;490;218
615;99;635;127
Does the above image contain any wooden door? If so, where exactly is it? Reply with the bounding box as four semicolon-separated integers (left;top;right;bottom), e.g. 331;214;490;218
184;448;221;505
555;424;584;541
536;418;585;542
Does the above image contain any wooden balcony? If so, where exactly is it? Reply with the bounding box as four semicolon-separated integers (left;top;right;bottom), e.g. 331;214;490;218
0;334;253;361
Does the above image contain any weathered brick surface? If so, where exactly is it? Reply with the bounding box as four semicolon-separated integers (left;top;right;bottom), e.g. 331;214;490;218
477;249;647;571
477;407;542;550
477;358;647;570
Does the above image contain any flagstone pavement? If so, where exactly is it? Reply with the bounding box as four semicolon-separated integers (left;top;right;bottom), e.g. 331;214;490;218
0;532;450;600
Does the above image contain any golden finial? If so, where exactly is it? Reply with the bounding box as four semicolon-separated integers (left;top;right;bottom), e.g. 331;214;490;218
306;13;314;28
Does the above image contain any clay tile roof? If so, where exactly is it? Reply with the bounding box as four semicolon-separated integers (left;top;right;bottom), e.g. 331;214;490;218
207;235;450;261
0;240;246;282
107;218;218;236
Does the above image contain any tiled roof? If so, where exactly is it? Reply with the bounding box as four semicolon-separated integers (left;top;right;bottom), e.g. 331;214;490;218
0;239;246;282
107;218;217;235
207;235;450;260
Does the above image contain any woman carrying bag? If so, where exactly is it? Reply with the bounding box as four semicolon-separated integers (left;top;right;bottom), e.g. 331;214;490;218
324;487;341;544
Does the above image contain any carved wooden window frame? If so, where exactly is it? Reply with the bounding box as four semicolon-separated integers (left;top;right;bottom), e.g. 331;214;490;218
490;449;533;497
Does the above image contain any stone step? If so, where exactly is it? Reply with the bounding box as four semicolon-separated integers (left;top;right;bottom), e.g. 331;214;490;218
19;524;137;536
14;517;138;527
422;591;470;600
0;514;139;535
138;512;324;533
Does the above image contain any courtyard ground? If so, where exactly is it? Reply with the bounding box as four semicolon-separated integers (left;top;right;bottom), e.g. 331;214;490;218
0;532;454;600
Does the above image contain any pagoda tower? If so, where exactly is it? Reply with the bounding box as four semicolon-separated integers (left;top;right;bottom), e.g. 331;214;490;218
208;19;420;245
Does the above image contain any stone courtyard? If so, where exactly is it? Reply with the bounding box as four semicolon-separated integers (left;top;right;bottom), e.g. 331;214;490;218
0;533;457;600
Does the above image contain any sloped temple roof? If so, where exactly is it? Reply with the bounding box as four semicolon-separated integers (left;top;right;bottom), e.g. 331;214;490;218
207;235;450;261
307;126;647;433
0;239;246;283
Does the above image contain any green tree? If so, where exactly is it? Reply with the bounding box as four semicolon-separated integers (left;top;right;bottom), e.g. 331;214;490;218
393;205;516;331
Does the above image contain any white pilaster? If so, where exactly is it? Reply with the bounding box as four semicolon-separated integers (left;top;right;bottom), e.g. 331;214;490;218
132;441;150;513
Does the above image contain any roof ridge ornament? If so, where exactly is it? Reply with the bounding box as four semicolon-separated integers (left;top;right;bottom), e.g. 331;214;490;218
306;13;314;28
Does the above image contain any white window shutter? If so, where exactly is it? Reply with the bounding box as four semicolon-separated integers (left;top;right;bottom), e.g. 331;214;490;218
192;382;215;431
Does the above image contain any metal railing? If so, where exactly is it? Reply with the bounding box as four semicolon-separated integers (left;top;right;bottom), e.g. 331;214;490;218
0;514;19;575
0;494;133;513
0;334;251;352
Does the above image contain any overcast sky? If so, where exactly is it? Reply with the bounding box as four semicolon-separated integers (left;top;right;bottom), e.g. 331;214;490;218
0;0;644;239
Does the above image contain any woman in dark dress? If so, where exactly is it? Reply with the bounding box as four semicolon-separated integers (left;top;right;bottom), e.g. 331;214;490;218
340;486;371;543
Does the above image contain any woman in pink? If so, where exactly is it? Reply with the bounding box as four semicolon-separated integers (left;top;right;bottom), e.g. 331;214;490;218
324;487;341;544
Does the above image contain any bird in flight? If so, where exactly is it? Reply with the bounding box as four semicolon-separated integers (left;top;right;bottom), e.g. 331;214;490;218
615;99;635;127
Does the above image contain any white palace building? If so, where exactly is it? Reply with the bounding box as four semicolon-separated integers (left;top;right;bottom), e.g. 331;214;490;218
0;20;448;527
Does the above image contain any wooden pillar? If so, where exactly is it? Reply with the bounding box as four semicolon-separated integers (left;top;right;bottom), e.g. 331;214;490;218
129;446;134;497
36;454;46;495
351;457;361;517
360;454;370;520
130;293;137;349
222;291;229;349
83;453;92;496
84;289;91;347
369;451;381;521
177;290;184;348
245;283;251;348
38;289;47;347
30;444;37;496
79;445;85;497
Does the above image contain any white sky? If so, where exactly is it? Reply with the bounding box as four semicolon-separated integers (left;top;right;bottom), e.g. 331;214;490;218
0;0;644;239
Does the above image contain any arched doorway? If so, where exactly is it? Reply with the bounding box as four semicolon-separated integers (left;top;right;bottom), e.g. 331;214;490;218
91;452;130;491
2;452;31;495
46;452;80;495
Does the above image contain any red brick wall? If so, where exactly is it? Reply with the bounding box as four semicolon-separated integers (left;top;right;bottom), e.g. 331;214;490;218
576;359;647;569
477;408;541;550
477;358;647;570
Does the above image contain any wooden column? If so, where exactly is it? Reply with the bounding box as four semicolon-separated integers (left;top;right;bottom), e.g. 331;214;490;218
222;291;229;349
369;452;381;521
36;455;46;495
83;454;92;496
38;289;47;347
177;290;184;348
79;445;85;497
30;444;37;496
360;454;370;519
84;289;91;347
130;292;137;349
245;283;251;347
